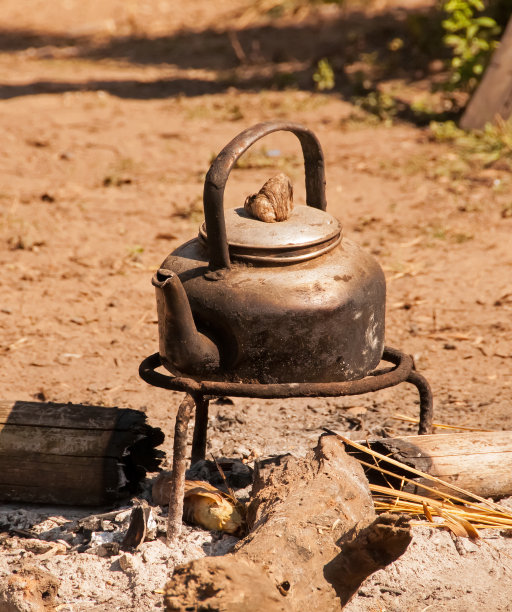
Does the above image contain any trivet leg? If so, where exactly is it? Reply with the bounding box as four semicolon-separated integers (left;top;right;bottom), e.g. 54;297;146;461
407;371;434;435
191;394;209;465
167;393;195;545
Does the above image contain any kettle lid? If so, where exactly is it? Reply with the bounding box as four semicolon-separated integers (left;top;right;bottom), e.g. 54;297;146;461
199;205;342;264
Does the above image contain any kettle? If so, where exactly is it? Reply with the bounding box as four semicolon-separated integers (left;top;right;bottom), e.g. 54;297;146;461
151;121;385;384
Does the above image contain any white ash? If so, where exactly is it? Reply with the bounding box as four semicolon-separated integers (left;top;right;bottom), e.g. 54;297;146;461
2;497;512;610
343;526;512;612
0;502;240;611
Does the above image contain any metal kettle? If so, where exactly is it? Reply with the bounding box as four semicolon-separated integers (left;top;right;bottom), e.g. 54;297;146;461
151;121;386;384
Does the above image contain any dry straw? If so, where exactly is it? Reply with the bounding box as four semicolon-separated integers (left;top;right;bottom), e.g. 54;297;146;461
326;430;512;539
391;413;493;432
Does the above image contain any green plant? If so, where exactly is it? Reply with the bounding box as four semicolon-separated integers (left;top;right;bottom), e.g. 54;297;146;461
430;117;512;166
442;0;501;91
353;90;399;121
313;58;335;91
126;245;144;262
426;224;474;243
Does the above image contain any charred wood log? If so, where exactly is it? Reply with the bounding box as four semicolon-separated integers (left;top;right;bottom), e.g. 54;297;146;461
347;431;512;500
163;434;411;611
0;400;164;506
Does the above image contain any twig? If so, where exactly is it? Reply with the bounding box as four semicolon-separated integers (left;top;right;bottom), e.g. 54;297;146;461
77;507;132;527
228;30;247;64
391;413;493;432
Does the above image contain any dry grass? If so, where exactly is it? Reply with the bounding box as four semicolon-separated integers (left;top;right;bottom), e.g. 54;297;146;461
391;413;493;432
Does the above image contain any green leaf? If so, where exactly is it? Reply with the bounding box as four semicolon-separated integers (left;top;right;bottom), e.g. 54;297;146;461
441;0;500;94
466;24;478;39
470;0;485;11
442;19;460;33
453;11;471;27
474;17;498;28
444;1;462;11
444;34;463;46
474;39;490;51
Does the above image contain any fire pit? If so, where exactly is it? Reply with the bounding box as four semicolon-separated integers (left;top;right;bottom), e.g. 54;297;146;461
139;121;433;539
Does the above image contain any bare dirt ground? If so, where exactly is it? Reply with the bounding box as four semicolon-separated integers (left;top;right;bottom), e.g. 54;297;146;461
1;0;512;609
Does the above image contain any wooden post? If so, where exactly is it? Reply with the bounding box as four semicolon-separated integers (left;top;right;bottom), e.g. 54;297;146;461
0;400;164;505
461;17;512;130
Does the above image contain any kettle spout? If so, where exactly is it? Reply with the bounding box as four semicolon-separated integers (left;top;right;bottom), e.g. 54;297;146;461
152;268;220;375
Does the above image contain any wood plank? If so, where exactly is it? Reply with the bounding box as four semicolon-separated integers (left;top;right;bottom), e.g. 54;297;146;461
461;17;512;129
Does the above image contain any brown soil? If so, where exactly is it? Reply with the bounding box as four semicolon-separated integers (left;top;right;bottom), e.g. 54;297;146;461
1;0;512;609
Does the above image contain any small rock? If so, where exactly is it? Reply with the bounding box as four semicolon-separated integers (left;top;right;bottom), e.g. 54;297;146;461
146;510;158;541
140;540;173;564
93;542;120;557
119;552;135;571
118;552;144;573
90;531;115;546
443;343;457;350
234;445;251;458
114;509;132;524
88;531;120;557
20;539;54;555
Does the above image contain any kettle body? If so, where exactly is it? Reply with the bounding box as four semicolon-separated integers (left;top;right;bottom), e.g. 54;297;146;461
153;122;386;384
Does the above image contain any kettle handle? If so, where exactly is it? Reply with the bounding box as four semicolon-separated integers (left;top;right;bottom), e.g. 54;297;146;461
203;121;327;271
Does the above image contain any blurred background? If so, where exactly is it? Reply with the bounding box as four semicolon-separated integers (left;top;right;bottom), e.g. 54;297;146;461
1;0;511;458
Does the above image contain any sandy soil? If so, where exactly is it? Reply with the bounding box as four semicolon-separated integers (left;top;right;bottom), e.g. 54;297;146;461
1;0;512;609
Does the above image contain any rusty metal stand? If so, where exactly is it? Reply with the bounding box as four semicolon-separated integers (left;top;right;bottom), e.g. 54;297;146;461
166;394;195;542
190;394;210;465
406;370;433;435
140;346;433;544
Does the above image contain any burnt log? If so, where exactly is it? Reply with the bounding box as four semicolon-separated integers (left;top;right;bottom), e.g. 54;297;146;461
0;400;164;506
348;431;512;500
163;434;411;611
